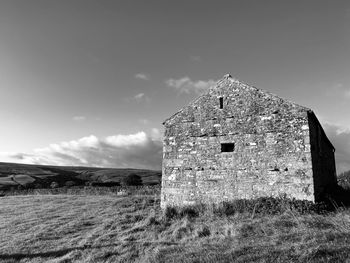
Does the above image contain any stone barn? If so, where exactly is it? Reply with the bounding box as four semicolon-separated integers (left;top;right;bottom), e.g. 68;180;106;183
161;74;337;208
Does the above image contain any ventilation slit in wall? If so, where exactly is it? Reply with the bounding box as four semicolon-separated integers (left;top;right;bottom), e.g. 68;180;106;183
219;97;223;109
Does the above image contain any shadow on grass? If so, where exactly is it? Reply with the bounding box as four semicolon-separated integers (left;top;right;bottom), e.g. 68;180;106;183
153;243;350;263
0;241;179;260
0;245;94;260
327;185;350;209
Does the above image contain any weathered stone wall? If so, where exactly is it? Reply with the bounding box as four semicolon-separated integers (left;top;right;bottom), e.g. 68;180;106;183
308;112;337;201
161;76;315;208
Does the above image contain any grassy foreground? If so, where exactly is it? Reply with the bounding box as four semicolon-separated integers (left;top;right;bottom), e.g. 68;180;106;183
1;192;350;263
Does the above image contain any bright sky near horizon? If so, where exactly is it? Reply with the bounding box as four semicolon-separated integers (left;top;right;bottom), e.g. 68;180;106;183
0;0;349;172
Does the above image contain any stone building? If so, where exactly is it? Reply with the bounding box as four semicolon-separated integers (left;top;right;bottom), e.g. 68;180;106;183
161;74;337;208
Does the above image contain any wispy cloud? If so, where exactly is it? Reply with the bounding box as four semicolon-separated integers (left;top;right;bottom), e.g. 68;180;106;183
165;77;216;95
0;132;162;170
134;73;150;81
72;116;86;121
134;93;145;101
124;93;150;103
134;93;150;103
150;128;161;140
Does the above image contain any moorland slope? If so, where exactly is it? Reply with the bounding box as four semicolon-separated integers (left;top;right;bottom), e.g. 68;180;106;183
0;162;161;190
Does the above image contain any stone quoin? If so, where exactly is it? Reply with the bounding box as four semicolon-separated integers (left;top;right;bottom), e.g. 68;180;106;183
161;74;337;208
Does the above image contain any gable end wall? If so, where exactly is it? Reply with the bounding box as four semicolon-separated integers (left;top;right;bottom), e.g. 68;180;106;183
161;80;316;208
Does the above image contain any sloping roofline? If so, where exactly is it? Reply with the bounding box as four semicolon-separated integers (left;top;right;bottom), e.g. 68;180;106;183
163;74;310;125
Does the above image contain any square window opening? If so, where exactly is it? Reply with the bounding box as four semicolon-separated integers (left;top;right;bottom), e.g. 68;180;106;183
221;143;235;152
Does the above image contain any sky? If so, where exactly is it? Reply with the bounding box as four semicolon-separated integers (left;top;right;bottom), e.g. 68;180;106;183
0;0;349;172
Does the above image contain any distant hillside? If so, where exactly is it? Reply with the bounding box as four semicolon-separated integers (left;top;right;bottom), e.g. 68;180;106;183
338;170;350;189
0;162;161;190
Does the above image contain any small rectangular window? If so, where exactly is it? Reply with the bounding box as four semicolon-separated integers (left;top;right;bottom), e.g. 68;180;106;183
219;97;223;109
221;143;235;152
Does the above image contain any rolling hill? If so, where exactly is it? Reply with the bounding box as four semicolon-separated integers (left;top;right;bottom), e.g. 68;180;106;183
0;162;161;190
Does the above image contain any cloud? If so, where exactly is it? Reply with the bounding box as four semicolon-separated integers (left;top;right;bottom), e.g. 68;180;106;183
165;77;216;94
134;73;150;80
323;123;350;173
190;55;201;62
0;132;162;170
134;93;145;101
150;128;161;140
134;93;150;103
73;116;86;121
124;93;150;103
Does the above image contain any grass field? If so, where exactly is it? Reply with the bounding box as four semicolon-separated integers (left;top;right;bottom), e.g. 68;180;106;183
1;190;350;263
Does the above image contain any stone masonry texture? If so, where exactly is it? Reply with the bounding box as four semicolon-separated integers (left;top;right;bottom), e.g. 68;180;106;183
161;74;337;208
